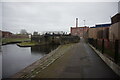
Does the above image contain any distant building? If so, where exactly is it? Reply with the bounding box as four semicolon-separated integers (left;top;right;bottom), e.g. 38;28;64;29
42;31;66;35
88;23;111;39
33;31;39;35
2;30;29;38
70;18;89;37
71;26;89;37
2;31;13;38
111;13;120;25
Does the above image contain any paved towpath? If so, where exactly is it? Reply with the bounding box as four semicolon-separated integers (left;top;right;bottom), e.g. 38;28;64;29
35;38;119;78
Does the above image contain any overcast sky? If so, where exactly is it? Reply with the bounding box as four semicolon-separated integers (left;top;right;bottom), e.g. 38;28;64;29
2;2;118;34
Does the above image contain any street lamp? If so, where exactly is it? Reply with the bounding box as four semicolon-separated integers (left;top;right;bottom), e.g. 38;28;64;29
83;20;86;27
83;20;86;38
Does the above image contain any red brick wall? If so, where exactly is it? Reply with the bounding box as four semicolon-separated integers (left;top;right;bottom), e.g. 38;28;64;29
71;27;89;37
2;31;12;38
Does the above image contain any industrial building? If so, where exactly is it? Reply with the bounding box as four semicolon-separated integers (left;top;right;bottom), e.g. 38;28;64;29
70;18;89;37
87;23;111;40
109;13;120;41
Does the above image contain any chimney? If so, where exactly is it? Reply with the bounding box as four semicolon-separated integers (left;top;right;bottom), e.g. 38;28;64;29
76;18;78;27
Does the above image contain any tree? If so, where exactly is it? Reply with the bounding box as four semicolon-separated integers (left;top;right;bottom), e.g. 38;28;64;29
20;29;28;35
33;31;38;35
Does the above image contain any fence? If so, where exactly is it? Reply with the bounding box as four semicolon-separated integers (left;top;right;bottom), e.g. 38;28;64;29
88;38;120;65
31;35;80;45
60;36;80;44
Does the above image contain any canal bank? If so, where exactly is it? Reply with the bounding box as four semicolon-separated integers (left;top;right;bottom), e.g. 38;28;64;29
2;43;59;78
2;38;31;45
11;43;75;78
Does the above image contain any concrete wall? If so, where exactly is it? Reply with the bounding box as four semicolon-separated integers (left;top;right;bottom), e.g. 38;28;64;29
88;27;109;39
88;28;97;39
109;22;120;41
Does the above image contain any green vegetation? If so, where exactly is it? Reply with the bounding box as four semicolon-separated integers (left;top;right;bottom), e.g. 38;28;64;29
2;38;31;44
17;42;38;47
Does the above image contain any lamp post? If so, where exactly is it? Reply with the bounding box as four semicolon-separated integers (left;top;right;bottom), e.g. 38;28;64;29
83;20;86;27
83;20;86;38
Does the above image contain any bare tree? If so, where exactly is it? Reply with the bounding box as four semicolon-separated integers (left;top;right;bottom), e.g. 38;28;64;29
20;29;28;35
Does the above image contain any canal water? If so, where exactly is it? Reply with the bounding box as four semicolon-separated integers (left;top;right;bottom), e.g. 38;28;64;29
0;52;2;79
2;44;59;78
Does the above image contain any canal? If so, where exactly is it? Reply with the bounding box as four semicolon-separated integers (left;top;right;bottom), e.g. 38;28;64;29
2;44;59;78
0;52;2;79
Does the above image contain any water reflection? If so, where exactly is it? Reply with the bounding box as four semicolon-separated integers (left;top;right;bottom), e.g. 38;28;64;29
31;44;59;54
2;44;44;78
2;44;59;78
0;52;2;79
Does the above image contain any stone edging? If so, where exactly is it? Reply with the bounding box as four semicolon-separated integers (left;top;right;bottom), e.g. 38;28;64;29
88;44;120;76
11;44;73;78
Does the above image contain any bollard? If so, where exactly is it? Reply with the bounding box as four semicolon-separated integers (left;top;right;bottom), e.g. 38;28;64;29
96;39;98;49
102;39;104;54
114;40;119;63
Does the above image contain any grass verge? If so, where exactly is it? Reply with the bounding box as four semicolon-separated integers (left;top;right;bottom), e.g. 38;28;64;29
17;42;38;47
2;38;31;44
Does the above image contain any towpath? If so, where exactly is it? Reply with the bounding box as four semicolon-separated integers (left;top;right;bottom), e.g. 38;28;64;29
35;38;119;78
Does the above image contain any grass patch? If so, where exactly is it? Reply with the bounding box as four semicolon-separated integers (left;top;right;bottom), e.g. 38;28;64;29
17;42;38;46
2;38;31;44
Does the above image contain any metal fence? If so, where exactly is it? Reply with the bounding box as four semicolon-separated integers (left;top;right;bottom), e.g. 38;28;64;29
88;38;120;65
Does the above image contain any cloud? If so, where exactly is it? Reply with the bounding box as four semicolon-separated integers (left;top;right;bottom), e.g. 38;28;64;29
1;0;120;2
2;2;118;33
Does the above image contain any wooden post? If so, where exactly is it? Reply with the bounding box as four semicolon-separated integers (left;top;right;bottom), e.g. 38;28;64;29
114;40;119;63
102;39;104;54
96;39;98;49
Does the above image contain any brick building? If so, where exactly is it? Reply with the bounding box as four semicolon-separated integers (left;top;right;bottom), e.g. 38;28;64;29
2;31;13;38
87;23;111;39
2;30;29;38
71;26;89;37
109;13;120;41
70;18;89;37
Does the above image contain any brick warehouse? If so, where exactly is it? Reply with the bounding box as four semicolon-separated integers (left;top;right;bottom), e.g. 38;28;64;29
70;18;89;37
87;23;111;40
109;12;120;41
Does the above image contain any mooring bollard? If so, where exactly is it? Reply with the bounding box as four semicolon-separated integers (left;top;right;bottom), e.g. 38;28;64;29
102;39;104;54
96;39;98;49
114;40;119;63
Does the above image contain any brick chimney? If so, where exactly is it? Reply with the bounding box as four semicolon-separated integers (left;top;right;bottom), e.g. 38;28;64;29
76;18;78;27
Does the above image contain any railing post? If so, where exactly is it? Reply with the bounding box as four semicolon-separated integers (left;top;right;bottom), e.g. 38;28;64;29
114;40;119;63
96;39;97;49
102;39;104;54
